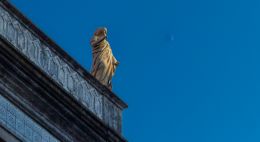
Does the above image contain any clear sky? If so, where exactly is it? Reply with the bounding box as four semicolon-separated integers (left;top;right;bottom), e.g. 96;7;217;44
10;0;260;142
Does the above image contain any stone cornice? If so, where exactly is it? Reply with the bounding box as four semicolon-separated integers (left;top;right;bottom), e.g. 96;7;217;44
0;36;127;142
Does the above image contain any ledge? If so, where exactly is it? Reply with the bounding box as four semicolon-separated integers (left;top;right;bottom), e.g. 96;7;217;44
0;35;127;142
0;125;22;142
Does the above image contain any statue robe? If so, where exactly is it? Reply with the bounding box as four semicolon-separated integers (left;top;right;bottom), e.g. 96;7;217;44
90;36;118;90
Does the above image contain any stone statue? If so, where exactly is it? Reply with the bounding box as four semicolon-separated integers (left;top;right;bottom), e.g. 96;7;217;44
90;27;119;90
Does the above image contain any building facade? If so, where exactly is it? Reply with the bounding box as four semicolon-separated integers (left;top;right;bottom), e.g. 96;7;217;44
0;0;127;142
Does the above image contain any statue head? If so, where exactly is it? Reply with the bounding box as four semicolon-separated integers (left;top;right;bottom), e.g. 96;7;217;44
94;27;107;37
90;27;108;46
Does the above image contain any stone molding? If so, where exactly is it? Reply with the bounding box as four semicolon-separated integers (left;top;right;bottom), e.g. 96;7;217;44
0;95;60;142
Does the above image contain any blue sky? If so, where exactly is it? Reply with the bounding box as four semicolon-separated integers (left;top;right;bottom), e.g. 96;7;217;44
10;0;260;142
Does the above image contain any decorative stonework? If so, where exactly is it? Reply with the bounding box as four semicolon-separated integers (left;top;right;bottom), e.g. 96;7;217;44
0;95;60;142
0;3;122;132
